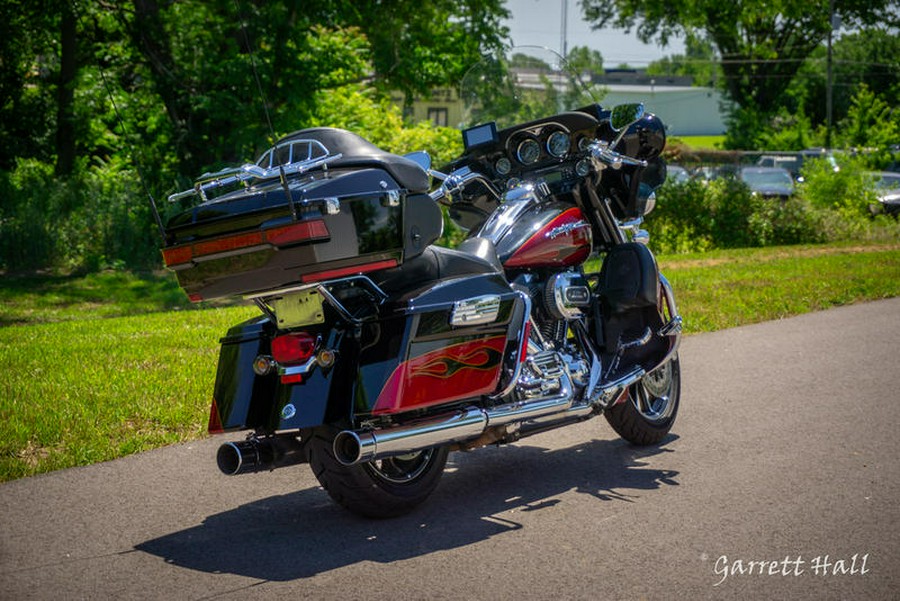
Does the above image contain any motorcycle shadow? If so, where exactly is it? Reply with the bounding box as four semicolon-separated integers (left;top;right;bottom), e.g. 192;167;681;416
136;434;679;581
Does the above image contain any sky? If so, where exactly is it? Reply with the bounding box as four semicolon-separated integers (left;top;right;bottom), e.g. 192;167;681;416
504;0;685;67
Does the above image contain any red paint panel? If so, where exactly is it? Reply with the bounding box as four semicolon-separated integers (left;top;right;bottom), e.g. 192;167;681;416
373;336;506;415
300;259;399;283
504;207;592;268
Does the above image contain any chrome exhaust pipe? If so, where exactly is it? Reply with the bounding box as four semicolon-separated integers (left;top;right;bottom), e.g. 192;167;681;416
333;408;488;466
331;365;653;467
217;436;305;475
333;374;575;466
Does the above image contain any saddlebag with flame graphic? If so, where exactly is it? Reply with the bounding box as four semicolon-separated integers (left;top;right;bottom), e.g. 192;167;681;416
351;271;526;418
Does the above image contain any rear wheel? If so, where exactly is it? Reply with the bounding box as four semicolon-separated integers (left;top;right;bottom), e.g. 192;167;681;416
605;354;680;445
307;426;449;518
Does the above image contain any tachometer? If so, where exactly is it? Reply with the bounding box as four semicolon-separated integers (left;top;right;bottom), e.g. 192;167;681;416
516;138;541;165
546;131;570;158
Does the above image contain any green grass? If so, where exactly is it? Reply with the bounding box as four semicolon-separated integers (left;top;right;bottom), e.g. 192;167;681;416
668;135;726;150
1;242;898;481
0;271;204;326
0;305;259;480
659;243;900;332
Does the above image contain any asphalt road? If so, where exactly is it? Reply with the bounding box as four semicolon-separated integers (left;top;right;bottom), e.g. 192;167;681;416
2;298;899;600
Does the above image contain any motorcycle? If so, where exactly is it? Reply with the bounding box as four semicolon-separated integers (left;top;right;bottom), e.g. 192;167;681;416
160;47;682;518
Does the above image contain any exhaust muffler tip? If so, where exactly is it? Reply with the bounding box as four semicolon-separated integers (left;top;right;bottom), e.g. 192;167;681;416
333;430;382;466
216;439;274;475
216;441;245;475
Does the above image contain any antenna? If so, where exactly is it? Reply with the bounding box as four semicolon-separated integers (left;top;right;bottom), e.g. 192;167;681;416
560;0;568;59
70;0;166;241
88;25;166;241
232;0;277;145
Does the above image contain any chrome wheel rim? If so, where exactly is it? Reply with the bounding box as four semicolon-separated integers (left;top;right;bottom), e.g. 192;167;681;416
365;449;434;484
631;361;677;424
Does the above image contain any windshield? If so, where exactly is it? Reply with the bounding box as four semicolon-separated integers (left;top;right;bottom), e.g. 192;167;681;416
459;46;599;130
741;168;793;188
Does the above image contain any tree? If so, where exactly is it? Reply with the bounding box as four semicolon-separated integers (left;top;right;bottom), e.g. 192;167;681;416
789;28;900;128
566;45;604;75
579;0;897;123
646;33;718;87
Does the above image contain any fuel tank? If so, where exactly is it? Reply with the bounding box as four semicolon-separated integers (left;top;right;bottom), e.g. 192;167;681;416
493;202;592;269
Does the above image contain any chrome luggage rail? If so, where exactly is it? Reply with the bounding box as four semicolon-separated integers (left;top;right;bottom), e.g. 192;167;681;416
167;149;343;204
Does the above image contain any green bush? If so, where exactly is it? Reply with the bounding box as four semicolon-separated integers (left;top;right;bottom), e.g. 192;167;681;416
646;159;899;255
0;158;161;273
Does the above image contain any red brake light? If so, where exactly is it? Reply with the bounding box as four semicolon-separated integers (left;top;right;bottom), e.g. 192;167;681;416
271;332;317;364
266;220;329;246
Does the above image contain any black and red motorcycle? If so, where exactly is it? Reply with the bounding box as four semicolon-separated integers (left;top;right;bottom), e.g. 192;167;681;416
161;47;682;518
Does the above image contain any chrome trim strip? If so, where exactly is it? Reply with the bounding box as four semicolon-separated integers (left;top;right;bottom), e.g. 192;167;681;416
277;356;318;377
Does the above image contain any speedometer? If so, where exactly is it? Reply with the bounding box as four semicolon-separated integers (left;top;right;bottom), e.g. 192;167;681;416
546;131;570;158
516;139;541;165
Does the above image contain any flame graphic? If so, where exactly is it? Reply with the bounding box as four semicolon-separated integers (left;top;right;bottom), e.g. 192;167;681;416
411;346;503;379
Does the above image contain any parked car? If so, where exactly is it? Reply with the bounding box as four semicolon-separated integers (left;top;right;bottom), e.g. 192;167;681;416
867;171;900;216
693;164;739;183
666;164;691;185
739;166;795;199
757;149;839;182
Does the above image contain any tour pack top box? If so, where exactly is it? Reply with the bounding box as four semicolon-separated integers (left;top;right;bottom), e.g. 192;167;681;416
161;127;442;302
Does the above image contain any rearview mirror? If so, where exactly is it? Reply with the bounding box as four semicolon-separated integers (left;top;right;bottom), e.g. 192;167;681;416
404;151;432;172
610;103;645;131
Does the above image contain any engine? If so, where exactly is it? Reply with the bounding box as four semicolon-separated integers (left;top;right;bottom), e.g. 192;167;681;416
513;271;594;402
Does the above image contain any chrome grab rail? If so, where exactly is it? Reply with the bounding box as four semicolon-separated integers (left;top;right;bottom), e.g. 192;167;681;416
168;152;343;203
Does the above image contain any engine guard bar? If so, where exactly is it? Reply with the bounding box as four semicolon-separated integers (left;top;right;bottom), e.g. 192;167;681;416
651;274;682;375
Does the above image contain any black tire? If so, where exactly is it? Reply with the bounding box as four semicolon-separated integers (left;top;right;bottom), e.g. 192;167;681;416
306;426;449;518
605;354;680;446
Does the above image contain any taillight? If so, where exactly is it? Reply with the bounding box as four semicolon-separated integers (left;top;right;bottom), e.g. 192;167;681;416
162;219;330;267
300;258;399;283
271;332;317;365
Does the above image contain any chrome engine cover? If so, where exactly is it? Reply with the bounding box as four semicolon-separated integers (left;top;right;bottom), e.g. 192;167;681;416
544;272;591;320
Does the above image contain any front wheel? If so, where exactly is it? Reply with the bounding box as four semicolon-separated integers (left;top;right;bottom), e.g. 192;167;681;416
605;354;680;445
307;426;449;518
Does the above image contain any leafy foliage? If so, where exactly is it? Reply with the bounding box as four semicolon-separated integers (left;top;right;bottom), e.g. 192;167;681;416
0;0;507;272
580;1;899;152
646;157;899;255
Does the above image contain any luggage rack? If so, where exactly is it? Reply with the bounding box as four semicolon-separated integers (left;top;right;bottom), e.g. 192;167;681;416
167;137;343;204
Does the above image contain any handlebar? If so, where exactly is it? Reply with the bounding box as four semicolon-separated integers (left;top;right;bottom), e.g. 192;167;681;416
588;141;648;170
429;166;502;204
430;138;648;205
